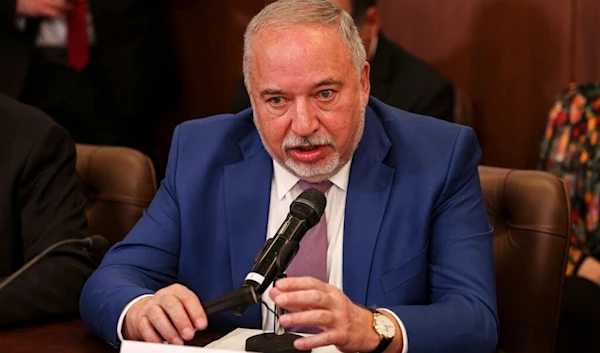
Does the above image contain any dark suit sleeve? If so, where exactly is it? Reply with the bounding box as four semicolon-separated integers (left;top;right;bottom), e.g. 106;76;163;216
230;77;252;113
0;0;17;29
414;82;455;122
0;123;96;329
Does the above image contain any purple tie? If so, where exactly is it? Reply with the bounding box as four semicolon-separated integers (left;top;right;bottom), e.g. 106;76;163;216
284;180;332;334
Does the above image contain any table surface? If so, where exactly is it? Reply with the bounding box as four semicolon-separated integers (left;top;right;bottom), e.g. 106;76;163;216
0;319;224;353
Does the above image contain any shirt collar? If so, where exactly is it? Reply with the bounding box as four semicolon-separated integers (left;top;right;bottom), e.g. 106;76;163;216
273;158;353;200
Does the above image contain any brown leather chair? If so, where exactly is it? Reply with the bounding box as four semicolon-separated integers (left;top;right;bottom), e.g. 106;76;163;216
75;144;157;245
479;166;570;353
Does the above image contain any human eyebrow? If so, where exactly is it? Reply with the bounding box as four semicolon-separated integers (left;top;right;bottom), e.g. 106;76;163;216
313;79;342;89
260;89;286;98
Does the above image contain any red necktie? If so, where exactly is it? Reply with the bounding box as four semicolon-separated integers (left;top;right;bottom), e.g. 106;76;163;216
67;0;89;71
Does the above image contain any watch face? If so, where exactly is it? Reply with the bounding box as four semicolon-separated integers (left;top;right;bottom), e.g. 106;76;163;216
375;314;395;338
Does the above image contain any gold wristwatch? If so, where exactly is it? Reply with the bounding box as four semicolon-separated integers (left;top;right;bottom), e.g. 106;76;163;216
367;308;395;353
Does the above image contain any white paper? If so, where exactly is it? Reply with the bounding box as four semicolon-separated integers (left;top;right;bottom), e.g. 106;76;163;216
120;340;240;353
120;328;341;353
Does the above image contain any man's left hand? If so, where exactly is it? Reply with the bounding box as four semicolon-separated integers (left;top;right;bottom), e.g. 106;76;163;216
269;276;402;353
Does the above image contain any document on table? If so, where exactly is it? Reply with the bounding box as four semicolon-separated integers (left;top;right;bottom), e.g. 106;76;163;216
120;328;341;353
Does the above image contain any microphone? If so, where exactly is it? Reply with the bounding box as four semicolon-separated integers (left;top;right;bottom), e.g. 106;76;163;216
242;188;327;296
0;235;110;293
202;188;327;316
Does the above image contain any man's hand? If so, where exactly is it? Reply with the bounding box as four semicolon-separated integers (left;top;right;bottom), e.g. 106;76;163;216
578;256;600;285
269;277;403;353
123;284;208;345
16;0;71;18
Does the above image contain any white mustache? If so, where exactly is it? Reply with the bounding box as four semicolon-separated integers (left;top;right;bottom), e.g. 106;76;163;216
281;134;335;150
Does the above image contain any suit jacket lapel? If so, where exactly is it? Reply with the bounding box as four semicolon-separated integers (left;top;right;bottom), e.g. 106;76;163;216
343;108;395;305
223;129;272;325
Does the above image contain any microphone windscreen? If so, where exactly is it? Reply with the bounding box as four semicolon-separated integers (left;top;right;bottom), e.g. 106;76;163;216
290;188;327;227
87;234;110;253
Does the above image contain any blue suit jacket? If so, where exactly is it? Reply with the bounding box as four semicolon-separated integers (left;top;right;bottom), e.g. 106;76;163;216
80;97;498;352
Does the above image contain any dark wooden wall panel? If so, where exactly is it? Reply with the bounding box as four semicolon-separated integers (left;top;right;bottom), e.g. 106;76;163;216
378;0;573;169
573;0;600;82
157;0;596;173
155;0;265;175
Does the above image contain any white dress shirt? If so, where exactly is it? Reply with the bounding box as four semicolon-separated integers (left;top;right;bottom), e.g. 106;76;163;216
36;13;96;47
15;13;95;47
117;158;408;352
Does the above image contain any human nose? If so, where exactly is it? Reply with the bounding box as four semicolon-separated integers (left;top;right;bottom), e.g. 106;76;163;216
290;98;319;137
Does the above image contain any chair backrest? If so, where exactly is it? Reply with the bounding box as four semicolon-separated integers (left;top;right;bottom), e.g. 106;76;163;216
75;144;157;245
479;166;570;353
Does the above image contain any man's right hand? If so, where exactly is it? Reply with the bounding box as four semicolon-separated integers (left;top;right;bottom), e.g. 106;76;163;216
123;284;208;345
16;0;70;18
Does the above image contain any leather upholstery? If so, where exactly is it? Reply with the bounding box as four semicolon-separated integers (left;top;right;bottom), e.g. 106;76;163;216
480;166;570;353
75;144;157;245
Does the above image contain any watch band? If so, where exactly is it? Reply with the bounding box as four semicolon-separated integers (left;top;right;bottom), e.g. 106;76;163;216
367;308;393;353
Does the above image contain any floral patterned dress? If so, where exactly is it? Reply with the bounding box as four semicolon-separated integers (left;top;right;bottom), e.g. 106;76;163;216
538;82;600;275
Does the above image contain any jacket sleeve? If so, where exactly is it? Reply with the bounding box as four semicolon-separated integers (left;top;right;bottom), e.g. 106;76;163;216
79;126;184;346
0;122;96;329
388;127;499;353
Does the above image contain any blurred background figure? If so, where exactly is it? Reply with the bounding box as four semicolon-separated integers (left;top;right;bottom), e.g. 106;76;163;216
0;0;180;161
538;81;600;353
0;92;98;329
230;0;456;122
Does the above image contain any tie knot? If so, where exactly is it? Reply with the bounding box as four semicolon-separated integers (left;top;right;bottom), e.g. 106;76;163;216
298;180;333;194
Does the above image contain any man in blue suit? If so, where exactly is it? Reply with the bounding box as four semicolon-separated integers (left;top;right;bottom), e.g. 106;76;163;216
80;0;498;352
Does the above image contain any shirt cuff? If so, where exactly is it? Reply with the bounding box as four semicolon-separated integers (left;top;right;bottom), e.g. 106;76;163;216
379;308;408;353
116;294;155;342
15;17;26;31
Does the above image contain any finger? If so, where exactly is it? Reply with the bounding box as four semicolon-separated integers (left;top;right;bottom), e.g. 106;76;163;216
270;287;314;311
46;0;68;8
279;309;334;329
137;315;164;343
273;289;333;311
40;5;63;18
293;331;339;351
158;296;196;341
176;289;207;330
146;305;184;345
269;286;283;300
275;276;328;292
47;0;71;10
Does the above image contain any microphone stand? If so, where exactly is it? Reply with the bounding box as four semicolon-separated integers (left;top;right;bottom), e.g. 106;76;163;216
0;235;108;293
245;241;310;353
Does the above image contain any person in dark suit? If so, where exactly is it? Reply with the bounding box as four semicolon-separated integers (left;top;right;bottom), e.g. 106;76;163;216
80;1;497;351
0;0;180;159
231;0;455;122
0;93;97;329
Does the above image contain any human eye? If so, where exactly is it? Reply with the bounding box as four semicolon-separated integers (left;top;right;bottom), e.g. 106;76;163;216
317;89;335;100
269;96;284;105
